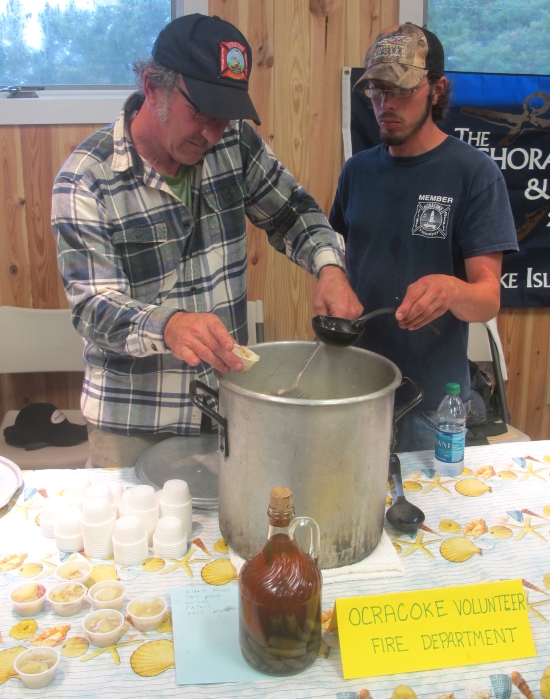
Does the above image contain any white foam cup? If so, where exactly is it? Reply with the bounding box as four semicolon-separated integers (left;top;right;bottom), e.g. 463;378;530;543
65;473;91;505
119;488;131;516
10;583;47;616
82;609;125;647
160;479;191;506
15;648;60;690
54;507;83;537
112;537;148;565
54;532;84;553
54;560;91;585
113;515;146;545
47;581;87;617
82;497;113;525
86;484;115;506
153;516;186;544
127;484;157;512
108;481;124;505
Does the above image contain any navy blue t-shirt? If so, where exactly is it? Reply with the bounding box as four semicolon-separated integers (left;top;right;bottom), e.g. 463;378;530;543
329;136;518;410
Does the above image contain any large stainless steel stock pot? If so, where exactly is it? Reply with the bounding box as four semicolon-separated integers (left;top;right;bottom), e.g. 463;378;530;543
191;341;421;569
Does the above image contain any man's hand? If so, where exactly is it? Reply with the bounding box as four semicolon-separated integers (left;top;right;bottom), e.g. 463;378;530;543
164;312;243;372
395;274;459;330
312;266;363;319
396;253;503;330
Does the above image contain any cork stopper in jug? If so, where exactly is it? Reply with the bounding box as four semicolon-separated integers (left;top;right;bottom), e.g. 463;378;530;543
268;486;295;527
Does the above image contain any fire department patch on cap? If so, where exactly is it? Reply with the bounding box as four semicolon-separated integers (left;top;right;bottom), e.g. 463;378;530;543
219;41;249;81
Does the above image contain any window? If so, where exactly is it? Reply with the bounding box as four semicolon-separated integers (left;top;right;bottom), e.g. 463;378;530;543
0;0;172;88
427;0;550;75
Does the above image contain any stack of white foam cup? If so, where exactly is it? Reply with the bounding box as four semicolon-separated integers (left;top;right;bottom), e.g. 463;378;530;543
112;515;148;565
85;484;116;515
108;482;124;517
64;472;91;510
125;485;159;546
158;479;192;540
118;488;130;517
153;516;188;559
82;497;116;559
54;507;84;552
40;496;68;539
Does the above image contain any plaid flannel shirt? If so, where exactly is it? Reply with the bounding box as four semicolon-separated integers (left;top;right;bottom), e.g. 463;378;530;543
52;93;346;435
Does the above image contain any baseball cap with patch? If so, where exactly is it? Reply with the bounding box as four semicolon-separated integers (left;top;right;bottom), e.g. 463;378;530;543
152;13;260;125
4;403;88;450
353;22;444;92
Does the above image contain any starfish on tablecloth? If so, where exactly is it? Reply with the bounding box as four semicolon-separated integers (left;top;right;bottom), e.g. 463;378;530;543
5;494;41;521
158;546;210;577
511;461;547;482
79;628;141;665
507;516;548;542
415;475;455;494
394;532;441;558
525;591;550;623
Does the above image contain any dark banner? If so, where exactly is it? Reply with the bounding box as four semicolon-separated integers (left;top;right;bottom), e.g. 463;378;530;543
346;69;550;307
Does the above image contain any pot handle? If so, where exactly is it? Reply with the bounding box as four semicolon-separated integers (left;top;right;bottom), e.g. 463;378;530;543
190;380;229;458
393;376;424;424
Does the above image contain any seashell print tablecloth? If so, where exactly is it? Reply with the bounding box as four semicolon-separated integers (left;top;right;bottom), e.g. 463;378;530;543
0;440;549;699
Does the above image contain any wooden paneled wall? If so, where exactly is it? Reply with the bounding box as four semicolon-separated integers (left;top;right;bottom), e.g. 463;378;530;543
1;0;549;441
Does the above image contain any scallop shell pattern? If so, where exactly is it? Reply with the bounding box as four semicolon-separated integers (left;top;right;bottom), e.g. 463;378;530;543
541;666;550;699
201;559;238;586
455;479;491;497
0;646;26;684
18;562;43;578
544;573;550;589
386;495;392;506
0;553;27;572
490;674;512;699
391;686;418;699
544;505;550;517
490;525;513;539
213;538;229;555
130;639;175;677
142;557;165;572
439;519;462;533
88;565;119;584
61;637;89;658
9;619;38;640
440;537;482;563
403;480;422;493
498;470;517;481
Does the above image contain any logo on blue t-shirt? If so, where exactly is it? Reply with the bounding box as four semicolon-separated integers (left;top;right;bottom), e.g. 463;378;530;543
412;195;453;239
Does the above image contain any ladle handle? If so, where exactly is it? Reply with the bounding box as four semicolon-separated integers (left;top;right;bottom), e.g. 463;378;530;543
351;307;397;329
389;453;405;499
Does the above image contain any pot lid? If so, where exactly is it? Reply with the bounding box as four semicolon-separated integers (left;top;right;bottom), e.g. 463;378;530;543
134;434;219;509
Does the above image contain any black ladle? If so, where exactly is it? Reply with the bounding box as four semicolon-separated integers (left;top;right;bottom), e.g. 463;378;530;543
385;453;425;532
312;307;441;347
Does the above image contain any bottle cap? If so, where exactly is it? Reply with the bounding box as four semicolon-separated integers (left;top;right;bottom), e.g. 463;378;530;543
445;382;460;395
269;487;293;512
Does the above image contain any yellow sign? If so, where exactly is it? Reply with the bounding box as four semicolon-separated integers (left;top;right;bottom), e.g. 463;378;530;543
333;579;536;679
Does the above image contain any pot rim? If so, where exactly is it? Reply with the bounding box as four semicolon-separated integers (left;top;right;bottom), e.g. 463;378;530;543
215;341;403;406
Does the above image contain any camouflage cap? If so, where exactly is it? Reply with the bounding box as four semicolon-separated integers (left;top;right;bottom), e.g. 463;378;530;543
353;23;444;91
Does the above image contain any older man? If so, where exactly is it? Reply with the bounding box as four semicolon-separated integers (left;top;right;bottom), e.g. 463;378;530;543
329;23;518;451
52;14;361;467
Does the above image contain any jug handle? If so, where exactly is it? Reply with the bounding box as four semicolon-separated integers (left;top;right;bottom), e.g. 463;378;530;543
190;380;229;458
288;516;321;564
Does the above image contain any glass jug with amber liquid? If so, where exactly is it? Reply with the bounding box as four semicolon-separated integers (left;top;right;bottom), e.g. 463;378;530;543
238;486;322;676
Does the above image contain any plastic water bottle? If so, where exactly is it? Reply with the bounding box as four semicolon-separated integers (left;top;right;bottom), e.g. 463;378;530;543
434;382;466;476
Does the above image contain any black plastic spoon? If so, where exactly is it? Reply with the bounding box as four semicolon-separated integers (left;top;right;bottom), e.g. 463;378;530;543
385;453;425;532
